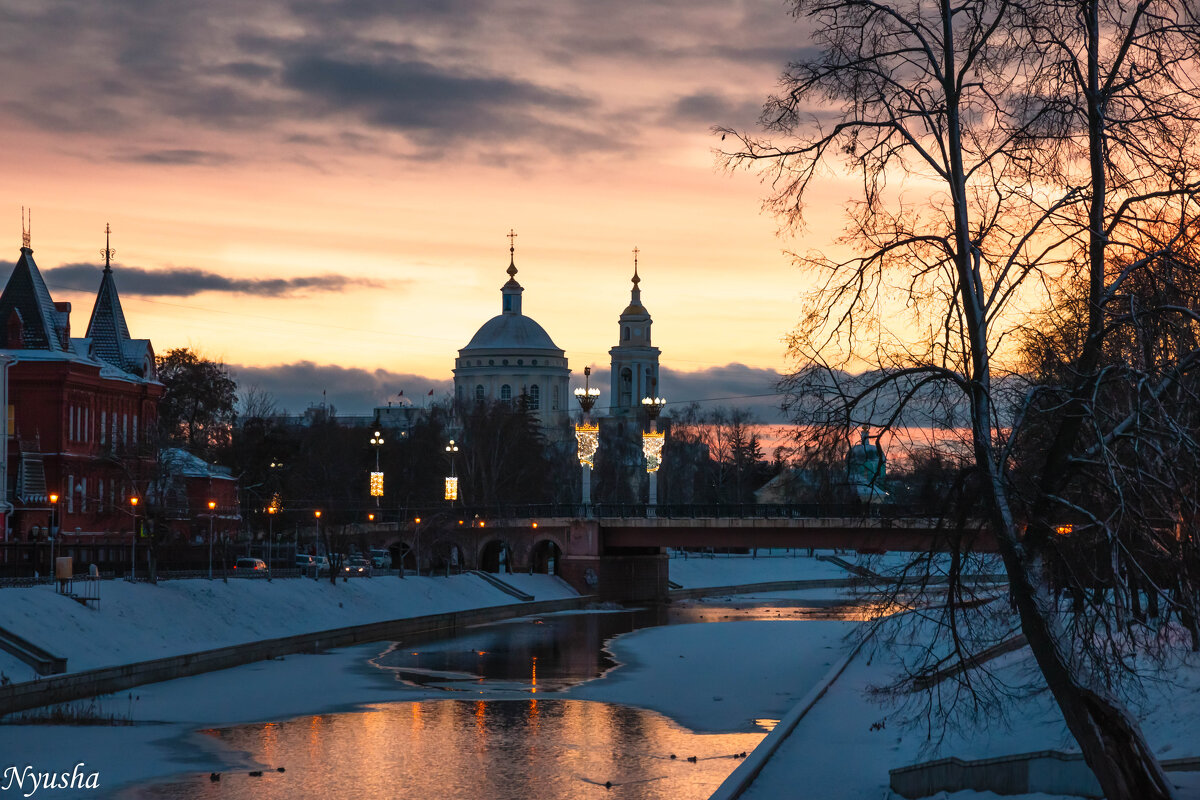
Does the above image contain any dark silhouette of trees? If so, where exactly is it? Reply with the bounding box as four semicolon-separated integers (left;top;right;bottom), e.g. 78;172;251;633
721;0;1200;796
156;348;237;460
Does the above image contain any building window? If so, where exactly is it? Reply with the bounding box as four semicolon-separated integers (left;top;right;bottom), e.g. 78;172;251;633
476;384;485;402
504;294;513;311
620;368;633;407
456;385;464;404
532;359;538;365
100;411;106;446
623;326;630;341
500;384;512;403
552;385;560;410
517;359;523;366
67;473;74;513
502;359;509;366
528;384;540;410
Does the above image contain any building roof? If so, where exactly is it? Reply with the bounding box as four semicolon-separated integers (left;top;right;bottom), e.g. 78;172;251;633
160;447;235;479
0;247;68;351
462;313;563;353
86;264;133;371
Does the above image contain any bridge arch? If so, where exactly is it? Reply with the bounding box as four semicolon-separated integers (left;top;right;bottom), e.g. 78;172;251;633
479;538;512;573
530;539;562;575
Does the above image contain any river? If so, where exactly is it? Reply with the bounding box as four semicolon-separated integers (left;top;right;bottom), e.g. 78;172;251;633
112;594;863;800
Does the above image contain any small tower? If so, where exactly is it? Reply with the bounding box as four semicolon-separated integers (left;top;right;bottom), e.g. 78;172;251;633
608;248;660;415
501;228;523;315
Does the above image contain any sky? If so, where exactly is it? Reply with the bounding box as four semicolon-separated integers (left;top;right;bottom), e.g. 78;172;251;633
0;0;848;420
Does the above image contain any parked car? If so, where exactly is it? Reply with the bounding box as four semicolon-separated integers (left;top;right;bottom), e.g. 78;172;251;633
295;554;316;571
344;555;372;577
313;555;331;575
370;549;392;569
234;558;266;571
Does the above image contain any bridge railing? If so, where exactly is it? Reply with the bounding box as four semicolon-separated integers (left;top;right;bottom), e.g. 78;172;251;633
386;502;942;525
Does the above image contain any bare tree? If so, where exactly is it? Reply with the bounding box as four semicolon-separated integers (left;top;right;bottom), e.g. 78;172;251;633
721;1;1200;797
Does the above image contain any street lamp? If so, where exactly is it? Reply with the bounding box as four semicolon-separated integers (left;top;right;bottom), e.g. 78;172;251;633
130;496;139;582
641;397;667;517
574;366;601;513
412;516;421;578
444;439;460;502
207;500;216;580
313;510;323;580
369;430;385;507
48;493;59;587
266;502;277;580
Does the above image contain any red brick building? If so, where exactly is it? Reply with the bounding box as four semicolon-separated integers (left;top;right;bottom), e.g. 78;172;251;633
1;235;162;563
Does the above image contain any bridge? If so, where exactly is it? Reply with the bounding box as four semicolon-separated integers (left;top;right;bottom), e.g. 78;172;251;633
376;504;990;602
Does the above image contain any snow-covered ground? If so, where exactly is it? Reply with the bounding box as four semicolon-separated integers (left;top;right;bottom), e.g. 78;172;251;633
667;550;851;588
0;573;577;684
738;631;1200;800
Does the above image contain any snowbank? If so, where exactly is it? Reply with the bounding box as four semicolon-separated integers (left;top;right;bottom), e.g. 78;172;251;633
566;619;857;732
667;550;850;588
0;573;577;684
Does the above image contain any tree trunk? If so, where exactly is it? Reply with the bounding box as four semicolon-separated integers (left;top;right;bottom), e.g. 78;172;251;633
996;542;1176;800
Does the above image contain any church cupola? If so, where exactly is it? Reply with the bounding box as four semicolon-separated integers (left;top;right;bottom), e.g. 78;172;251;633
501;229;524;315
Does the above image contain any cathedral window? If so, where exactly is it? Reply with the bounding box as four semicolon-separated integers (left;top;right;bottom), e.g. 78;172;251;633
500;384;512;403
517;359;524;365
529;385;540;410
552;385;560;409
503;359;509;366
475;385;485;402
620;368;633;407
623;326;630;341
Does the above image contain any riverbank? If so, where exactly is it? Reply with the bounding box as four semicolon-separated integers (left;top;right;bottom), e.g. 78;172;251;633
0;573;577;684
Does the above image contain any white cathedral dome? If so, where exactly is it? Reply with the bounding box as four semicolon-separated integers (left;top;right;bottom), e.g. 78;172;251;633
463;313;561;353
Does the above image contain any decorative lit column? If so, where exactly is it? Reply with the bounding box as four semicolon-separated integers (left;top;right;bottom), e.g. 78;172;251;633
641;396;666;517
574;365;601;514
369;429;385;507
444;439;460;503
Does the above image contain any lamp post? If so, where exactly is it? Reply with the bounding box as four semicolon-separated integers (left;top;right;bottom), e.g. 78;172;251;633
48;493;58;587
444;439;460;503
313;510;322;581
641;396;667;518
129;496;139;581
574;366;601;514
369;429;385;508
267;503;277;580
412;516;421;577
207;500;216;580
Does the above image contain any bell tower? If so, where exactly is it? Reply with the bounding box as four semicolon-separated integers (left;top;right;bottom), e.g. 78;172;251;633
608;248;660;416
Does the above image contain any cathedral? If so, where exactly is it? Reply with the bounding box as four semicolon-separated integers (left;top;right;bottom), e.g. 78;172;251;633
452;239;662;455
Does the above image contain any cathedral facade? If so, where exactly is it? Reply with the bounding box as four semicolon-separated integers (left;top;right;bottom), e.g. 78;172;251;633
452;243;572;434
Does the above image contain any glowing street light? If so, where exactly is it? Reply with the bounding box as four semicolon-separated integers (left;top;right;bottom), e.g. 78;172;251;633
48;493;59;585
207;500;217;580
641;397;667;516
369;430;385;505
130;496;140;582
445;439;460;502
574;366;601;512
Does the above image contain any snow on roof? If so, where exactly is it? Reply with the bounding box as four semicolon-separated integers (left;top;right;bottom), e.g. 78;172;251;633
161;448;234;479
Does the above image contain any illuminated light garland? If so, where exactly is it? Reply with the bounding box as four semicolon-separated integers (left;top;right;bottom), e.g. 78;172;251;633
444;476;459;501
370;472;384;497
576;423;600;468
642;431;664;473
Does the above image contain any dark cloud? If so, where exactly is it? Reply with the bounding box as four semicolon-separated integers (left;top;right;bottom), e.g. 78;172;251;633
229;360;788;419
232;362;453;416
44;263;387;298
665;91;763;130
280;54;592;140
114;148;235;166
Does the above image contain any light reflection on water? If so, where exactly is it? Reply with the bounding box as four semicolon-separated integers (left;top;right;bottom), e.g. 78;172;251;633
118;601;862;799
118;700;765;800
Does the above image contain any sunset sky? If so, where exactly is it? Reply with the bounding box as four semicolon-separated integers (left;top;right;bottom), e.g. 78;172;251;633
0;0;848;418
